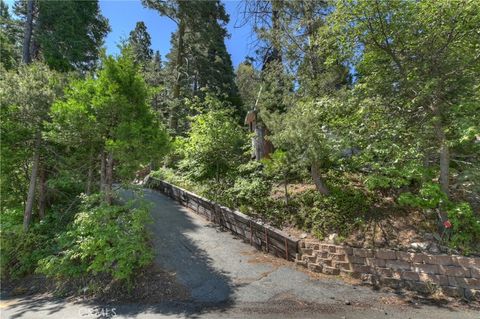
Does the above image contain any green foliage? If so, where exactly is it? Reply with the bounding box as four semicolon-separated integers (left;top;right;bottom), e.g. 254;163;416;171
399;183;480;254
0;205;76;279
179;107;247;183
235;59;260;115
0;63;63;208
221;162;272;213
37;194;153;282
0;0;20;70
128;21;153;65
291;186;371;239
50;47;170;189
36;0;110;71
447;203;480;255
398;183;448;210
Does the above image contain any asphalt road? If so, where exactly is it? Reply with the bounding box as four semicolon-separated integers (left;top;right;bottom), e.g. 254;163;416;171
1;188;479;319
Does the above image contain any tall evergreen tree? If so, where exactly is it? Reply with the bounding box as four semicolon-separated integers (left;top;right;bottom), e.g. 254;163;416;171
14;0;109;71
235;58;261;114
128;21;153;66
0;0;21;69
143;0;239;132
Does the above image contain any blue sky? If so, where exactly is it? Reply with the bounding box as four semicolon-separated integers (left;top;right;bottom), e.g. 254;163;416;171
100;0;254;68
5;0;254;68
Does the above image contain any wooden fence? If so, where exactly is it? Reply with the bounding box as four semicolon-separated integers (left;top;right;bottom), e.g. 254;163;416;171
146;177;299;261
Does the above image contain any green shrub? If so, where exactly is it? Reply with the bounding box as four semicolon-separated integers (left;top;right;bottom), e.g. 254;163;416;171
447;202;480;255
0;207;74;279
398;182;480;255
291;186;370;238
37;194;153;282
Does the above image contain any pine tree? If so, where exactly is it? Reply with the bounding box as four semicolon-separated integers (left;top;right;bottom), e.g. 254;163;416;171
128;21;153;66
14;0;109;71
0;0;21;69
144;0;239;132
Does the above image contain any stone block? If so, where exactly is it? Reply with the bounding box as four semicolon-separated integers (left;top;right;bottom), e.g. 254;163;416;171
412;263;439;274
386;260;412;271
300;248;313;255
295;260;307;268
448;277;480;289
346;255;366;264
340;269;362;279
366;258;386;268
319;244;330;252
423;255;453;265
401;271;420;281
396;251;414;262
317;258;333;267
471;267;480;279
318;251;329;259
375;267;393;277
419;273;449;286
328;245;338;253
375;249;397;260
438;265;471;277
441;286;463;298
308;263;323;273
305;242;320;250
379;277;403;289
322;266;340;275
353;248;374;258
333;261;351;270
351;264;373;274
453;256;480;268
405;280;437;294
303;255;317;263
336;246;353;255
328;253;346;261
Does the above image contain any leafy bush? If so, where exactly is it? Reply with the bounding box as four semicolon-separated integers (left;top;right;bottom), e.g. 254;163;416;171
178;108;247;183
398;182;448;209
37;194;153;282
447;202;480;255
0;207;74;279
291;186;371;239
398;182;480;254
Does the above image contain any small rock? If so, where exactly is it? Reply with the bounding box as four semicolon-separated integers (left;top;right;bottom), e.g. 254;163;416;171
300;233;308;239
345;300;351;305
429;243;440;254
330;296;335;300
327;233;338;244
410;242;429;250
423;233;434;241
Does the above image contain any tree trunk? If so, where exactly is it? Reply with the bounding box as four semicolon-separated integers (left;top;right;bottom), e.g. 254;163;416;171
38;162;47;220
283;172;289;206
435;117;449;222
86;148;94;195
311;162;330;195
23;132;41;231
436;123;449;197
105;152;114;205
169;18;186;132
270;0;282;63
100;151;106;193
22;0;34;64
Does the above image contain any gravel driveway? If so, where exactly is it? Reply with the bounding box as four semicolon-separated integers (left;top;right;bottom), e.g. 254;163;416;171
1;188;478;319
